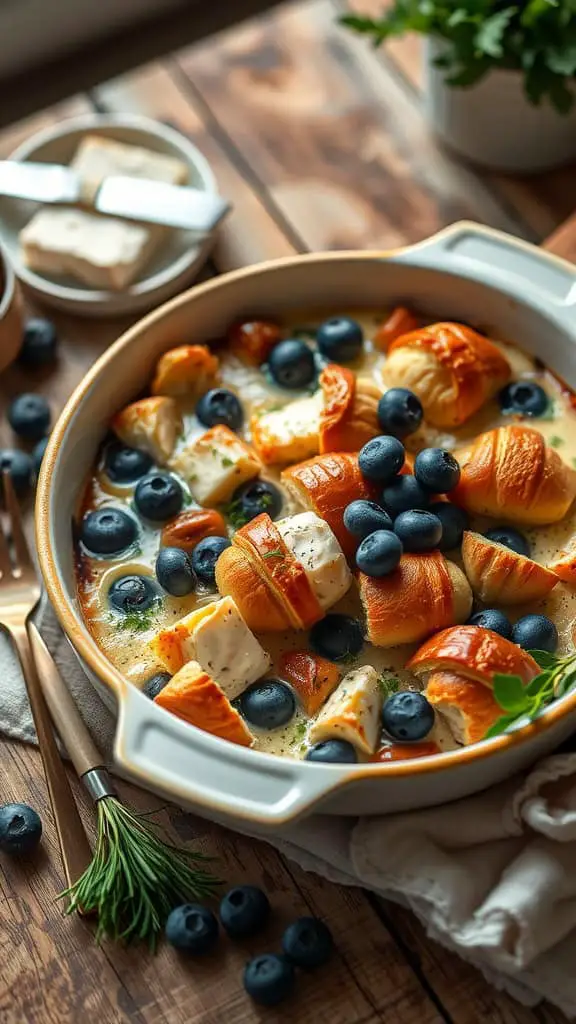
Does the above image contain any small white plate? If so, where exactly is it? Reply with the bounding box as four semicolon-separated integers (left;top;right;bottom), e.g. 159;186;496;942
0;113;219;317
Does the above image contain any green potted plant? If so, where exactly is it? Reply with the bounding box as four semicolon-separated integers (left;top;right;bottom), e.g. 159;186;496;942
341;1;576;173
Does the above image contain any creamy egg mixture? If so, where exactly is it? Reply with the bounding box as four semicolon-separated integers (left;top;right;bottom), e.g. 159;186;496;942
76;309;576;760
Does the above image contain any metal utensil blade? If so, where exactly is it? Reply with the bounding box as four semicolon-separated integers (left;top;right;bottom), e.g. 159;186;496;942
95;176;230;233
0;161;81;203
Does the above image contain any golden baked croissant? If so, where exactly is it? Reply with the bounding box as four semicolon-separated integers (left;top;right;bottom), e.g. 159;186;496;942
452;425;576;525
112;396;182;464
373;306;419;353
228;320;281;365
215;511;351;632
319;364;381;453
279;651;341;715
462;530;559;605
281;452;379;559
424;672;502;745
358;552;472;648
548;540;576;585
151;344;218;397
154;660;254;747
383;322;511;428
161;508;227;552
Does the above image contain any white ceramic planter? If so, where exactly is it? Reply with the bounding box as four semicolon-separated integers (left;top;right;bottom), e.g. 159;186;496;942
423;38;576;173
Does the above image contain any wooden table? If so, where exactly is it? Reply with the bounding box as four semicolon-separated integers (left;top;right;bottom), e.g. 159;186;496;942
1;2;575;1021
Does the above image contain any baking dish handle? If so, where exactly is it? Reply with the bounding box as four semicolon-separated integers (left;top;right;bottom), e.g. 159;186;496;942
389;221;576;327
114;684;344;829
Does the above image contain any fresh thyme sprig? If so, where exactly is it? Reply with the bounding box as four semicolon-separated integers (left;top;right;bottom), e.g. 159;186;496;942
59;799;221;949
485;648;576;739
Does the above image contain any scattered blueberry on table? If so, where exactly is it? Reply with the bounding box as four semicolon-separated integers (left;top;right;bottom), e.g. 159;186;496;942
316;316;363;363
32;437;49;477
393;509;443;553
382;691;435;742
142;671;171;699
18;317;58;368
499;381;548;418
8;393;51;442
282;916;334;969
191;535;231;587
239;679;296;730
155;547;196;597
230;478;282;523
305;739;358;763
108;575;158;614
134;472;183;522
343;499;393;538
467;609;512;639
80;507;138;556
268;339;316;389
429;501;468;551
484;525;530;557
377;387;423;438
105;441;153;483
310;613;364;662
0;449;33;497
414;447;460;493
356;529;402;577
512;614;558;654
0;802;42;855
165;903;219;954
243;954;295;1006
219;884;270;938
381;474;431;518
358;435;405;484
196;387;244;431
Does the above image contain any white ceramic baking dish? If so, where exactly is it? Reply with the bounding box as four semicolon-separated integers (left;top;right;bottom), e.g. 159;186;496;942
36;222;576;831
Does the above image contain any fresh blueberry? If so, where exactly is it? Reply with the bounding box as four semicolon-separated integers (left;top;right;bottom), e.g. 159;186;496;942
196;388;243;431
134;472;183;522
356;529;403;576
381;475;431;518
414;448;460;493
32;437;49;477
282;917;333;969
80;507;137;555
316;316;363;363
358;435;405;484
108;575;158;614
0;803;42;855
393;509;443;553
191;535;231;587
268;339;316;389
155;547;196;597
8;393;50;442
105;441;153;483
18;318;58;368
305;739;358;764
240;679;296;730
382;691;435;741
484;526;530;558
243;954;295;1007
467;609;512;640
219;885;270;938
377;388;423;439
230;478;282;523
343;500;393;538
142;671;171;699
309;614;364;662
499;381;548;418
0;449;33;497
429;501;468;551
512;614;558;654
165;903;219;954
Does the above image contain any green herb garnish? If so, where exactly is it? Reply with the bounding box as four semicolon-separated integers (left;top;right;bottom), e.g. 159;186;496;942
550;434;564;448
262;548;284;560
221;456;233;467
378;672;399;697
222;497;250;529
484;648;576;739
115;599;161;633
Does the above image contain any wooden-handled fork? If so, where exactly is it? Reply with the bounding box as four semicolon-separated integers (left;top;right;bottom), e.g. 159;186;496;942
0;472;92;889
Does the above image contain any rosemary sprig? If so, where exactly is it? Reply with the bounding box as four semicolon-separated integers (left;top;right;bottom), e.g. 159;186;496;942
59;799;221;949
484;649;576;739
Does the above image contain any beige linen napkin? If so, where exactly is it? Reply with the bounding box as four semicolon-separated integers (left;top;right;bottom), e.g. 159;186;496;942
4;601;576;1018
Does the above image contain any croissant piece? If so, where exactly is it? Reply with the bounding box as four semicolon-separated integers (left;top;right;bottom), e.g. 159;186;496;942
548;541;576;585
154;660;254;747
250;392;323;466
462;531;559;606
319;364;380;453
281;452;379;559
279;650;341;715
215;545;293;632
161;508;227;552
425;671;501;745
112;396;182;464
408;625;539;688
383;322;511;428
373;307;419;353
358;552;472;648
228;320;281;365
151;344;218;397
371;739;440;762
452;426;576;525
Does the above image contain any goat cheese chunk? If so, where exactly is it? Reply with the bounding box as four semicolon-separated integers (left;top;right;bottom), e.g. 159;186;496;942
276;511;351;610
308;666;382;755
170;425;261;505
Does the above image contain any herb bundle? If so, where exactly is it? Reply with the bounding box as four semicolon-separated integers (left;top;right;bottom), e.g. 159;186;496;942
485;648;576;739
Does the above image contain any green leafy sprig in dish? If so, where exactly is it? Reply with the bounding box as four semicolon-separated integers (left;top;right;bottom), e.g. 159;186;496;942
485;648;576;738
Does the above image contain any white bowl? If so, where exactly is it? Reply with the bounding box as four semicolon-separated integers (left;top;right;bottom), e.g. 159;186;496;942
0;113;218;317
36;223;576;830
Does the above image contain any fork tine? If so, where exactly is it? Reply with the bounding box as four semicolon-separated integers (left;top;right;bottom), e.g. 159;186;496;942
3;470;34;576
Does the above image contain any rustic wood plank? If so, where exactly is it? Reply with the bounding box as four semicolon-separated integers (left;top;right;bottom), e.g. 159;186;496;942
545;215;576;264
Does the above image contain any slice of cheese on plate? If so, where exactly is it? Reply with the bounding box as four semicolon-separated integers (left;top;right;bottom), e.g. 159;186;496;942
112;396;182;464
154;660;254;747
170;424;261;505
250;392;322;465
150;596;271;698
308;665;382;755
276;511;351;610
71;134;188;203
